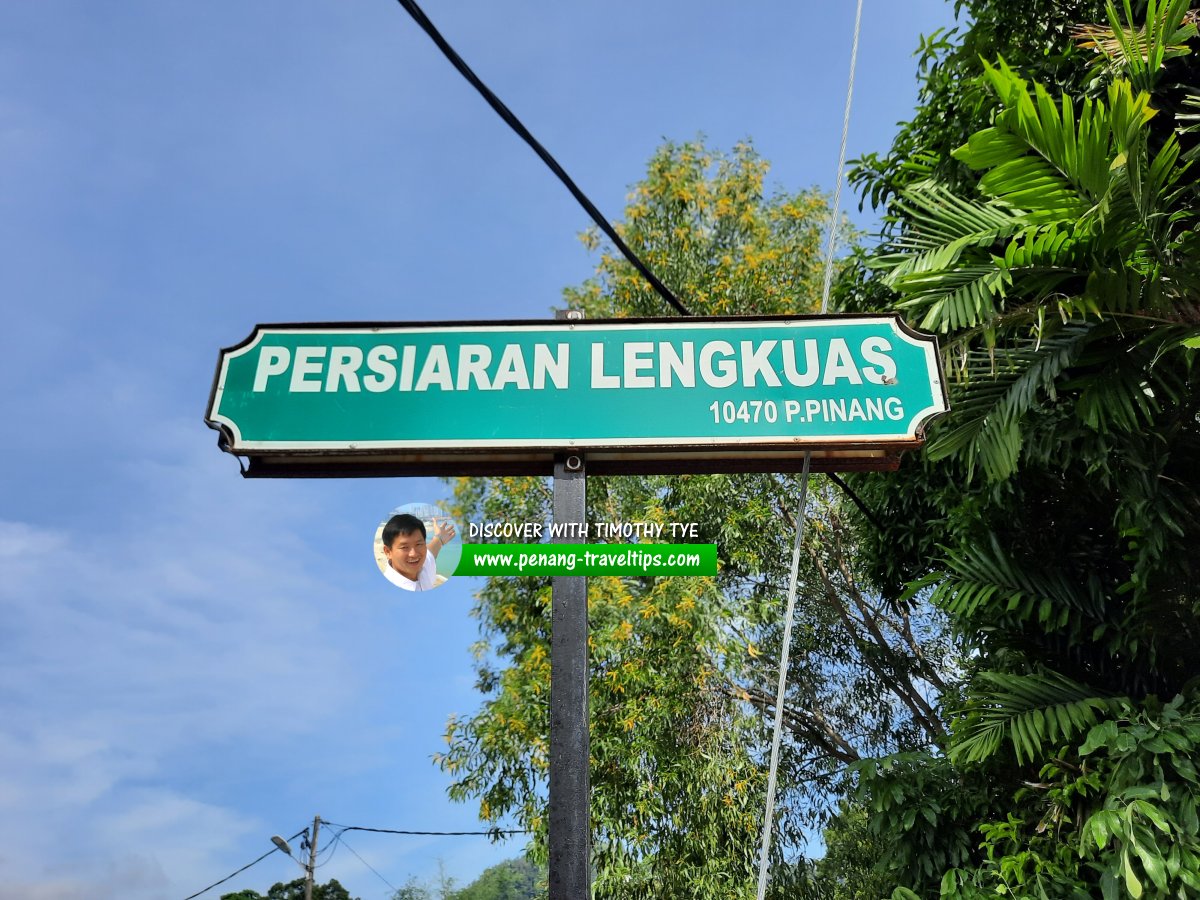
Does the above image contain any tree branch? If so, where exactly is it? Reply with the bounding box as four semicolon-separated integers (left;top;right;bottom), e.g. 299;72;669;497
730;682;862;765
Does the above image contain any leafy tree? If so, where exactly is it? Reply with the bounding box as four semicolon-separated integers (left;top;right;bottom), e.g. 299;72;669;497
848;0;1109;214
451;857;544;900
563;139;835;319
813;801;897;900
221;877;358;900
392;858;544;900
841;1;1200;895
390;878;433;900
439;140;959;898
391;868;457;900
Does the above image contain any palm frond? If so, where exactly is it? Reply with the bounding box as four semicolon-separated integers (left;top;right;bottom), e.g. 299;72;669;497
1072;0;1199;93
877;183;1026;270
927;326;1093;480
950;670;1116;766
1120;131;1186;254
977;156;1090;222
1072;328;1186;433
1078;264;1156;318
961;60;1154;208
931;533;1109;627
1001;225;1076;268
1179;90;1200;163
892;264;1016;334
1102;78;1157;151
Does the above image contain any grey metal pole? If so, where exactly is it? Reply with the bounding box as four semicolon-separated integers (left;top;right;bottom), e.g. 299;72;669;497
304;815;320;900
549;452;590;899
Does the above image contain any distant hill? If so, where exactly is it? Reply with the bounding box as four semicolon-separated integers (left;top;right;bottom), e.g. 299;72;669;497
452;857;544;900
389;857;545;900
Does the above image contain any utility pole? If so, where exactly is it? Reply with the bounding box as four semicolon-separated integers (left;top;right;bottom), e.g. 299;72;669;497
304;815;321;900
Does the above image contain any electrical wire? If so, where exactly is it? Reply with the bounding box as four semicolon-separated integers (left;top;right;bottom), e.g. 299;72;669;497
753;451;813;900
390;0;690;317
819;0;865;316
755;3;865;899
321;820;528;837
391;3;867;897
181;828;306;900
312;831;342;870
337;833;401;894
826;471;884;531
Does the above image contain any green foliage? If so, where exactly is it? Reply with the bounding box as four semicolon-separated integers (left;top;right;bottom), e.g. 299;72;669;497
847;0;1109;215
1074;698;1200;898
390;879;434;900
841;0;1200;896
439;140;958;899
222;878;358;900
858;12;1200;687
451;857;544;900
1072;0;1200;94
392;859;543;900
948;670;1112;768
852;752;996;890
883;695;1200;899
564;139;841;318
815;802;898;900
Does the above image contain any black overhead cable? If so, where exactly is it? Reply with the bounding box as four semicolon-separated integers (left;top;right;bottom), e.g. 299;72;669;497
180;828;307;900
391;0;691;317
312;831;342;869
335;833;401;894
180;819;515;899
323;820;529;837
825;471;884;531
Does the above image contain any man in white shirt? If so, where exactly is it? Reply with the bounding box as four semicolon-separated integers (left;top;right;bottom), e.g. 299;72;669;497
381;512;456;591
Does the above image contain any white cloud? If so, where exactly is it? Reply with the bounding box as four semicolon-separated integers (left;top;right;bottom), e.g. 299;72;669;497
0;416;364;897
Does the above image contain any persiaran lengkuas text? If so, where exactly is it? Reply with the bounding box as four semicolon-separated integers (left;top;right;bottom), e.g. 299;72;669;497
251;336;900;394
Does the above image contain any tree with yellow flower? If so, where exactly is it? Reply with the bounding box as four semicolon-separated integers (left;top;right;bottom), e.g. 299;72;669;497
439;140;958;900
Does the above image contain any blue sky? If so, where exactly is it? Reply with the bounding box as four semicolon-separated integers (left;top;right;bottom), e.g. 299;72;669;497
0;2;957;897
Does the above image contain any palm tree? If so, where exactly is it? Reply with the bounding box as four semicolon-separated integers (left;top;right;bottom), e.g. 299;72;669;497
848;2;1200;894
874;6;1200;694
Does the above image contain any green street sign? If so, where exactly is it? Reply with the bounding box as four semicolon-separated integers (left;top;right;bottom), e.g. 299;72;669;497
205;316;947;476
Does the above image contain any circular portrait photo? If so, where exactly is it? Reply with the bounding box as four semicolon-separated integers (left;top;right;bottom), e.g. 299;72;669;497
373;502;460;592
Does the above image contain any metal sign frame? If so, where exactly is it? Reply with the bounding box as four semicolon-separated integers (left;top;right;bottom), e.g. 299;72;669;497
205;314;947;477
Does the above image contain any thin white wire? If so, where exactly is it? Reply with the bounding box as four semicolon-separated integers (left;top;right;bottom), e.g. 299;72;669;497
753;453;811;900
754;1;864;896
819;0;864;317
